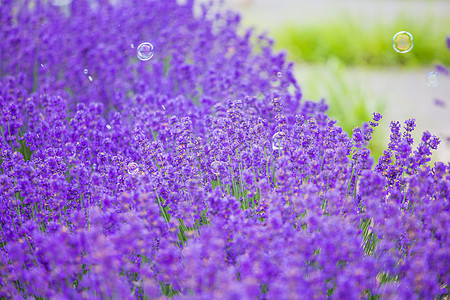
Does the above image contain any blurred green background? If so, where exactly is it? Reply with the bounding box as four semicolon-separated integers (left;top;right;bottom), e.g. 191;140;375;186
222;0;450;162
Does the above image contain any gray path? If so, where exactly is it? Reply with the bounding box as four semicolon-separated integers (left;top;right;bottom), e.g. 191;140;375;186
294;65;450;162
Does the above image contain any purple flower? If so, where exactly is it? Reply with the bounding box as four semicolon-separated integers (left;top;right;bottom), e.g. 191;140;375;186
0;1;447;299
433;98;446;108
435;64;449;76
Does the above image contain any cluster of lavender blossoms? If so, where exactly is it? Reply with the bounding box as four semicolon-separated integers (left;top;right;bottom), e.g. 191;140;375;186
0;0;449;299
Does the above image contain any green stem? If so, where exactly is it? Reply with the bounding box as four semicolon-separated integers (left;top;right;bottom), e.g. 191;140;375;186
155;191;170;228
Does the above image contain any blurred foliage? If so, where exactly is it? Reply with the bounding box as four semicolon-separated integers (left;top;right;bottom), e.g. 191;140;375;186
295;58;386;161
273;14;450;160
273;15;450;67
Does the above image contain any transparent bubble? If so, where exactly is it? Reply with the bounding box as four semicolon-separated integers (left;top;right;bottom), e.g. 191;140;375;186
392;31;414;53
40;64;44;68
127;162;139;175
426;72;439;87
211;161;221;176
161;105;166;110
88;76;93;82
84;69;88;75
137;42;154;61
106;124;112;130
272;132;287;151
130;43;134;49
277;72;282;78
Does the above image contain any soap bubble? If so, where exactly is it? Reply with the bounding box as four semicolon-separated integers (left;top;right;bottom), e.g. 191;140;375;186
88;76;93;82
393;31;414;53
211;161;221;176
272;132;287;151
277;72;282;78
84;69;88;75
426;72;439;87
127;162;139;175
130;43;134;49
106;124;112;130
137;42;154;61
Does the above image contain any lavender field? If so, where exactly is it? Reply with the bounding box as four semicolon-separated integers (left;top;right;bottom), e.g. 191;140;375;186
0;0;449;299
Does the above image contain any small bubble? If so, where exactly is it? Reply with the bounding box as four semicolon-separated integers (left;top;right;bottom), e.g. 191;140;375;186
84;69;88;75
88;76;93;82
393;31;414;53
161;105;166;110
426;72;439;87
130;43;134;49
277;72;282;78
127;162;139;175
106;124;112;130
272;131;287;151
137;42;154;61
40;64;44;68
211;161;221;176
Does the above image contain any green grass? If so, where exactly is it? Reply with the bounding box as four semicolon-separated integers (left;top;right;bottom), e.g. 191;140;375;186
273;15;450;67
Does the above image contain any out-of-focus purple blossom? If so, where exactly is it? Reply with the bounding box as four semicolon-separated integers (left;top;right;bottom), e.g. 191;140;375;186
435;64;449;76
433;98;447;108
0;0;448;299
